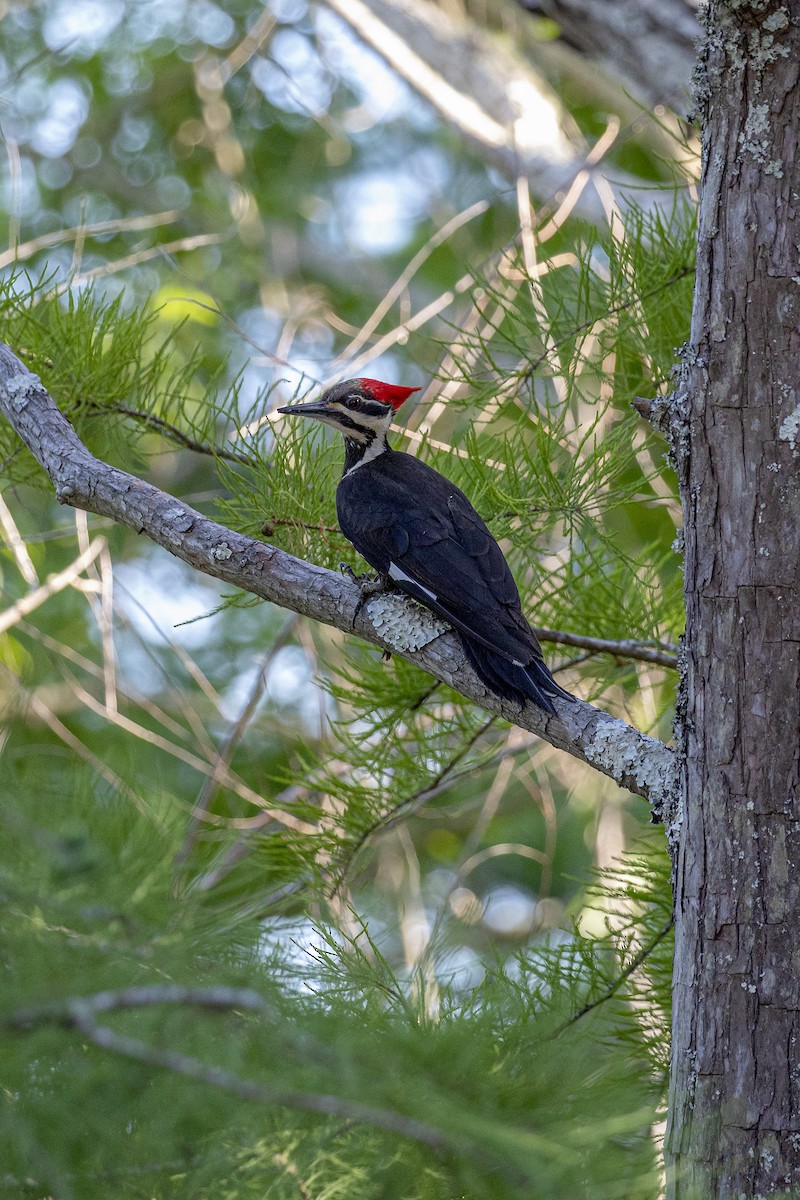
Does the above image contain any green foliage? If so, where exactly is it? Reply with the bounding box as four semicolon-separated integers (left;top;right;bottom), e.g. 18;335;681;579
1;776;670;1199
0;273;269;483
0;4;694;1196
0;197;690;1200
0;179;689;1200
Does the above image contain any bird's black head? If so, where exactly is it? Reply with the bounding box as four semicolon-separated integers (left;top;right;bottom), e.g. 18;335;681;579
277;378;420;467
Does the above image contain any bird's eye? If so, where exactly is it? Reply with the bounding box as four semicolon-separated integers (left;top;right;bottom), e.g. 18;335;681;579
345;394;364;410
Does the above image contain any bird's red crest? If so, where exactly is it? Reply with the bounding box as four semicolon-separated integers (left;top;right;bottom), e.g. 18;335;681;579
358;378;421;411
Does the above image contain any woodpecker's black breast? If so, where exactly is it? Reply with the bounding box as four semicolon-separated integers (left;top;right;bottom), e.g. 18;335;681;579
336;448;571;713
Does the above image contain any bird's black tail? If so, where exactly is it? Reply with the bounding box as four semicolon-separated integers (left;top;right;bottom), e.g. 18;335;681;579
462;637;573;716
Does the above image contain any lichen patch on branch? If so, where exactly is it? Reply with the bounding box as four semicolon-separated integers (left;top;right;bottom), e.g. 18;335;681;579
366;593;448;653
585;718;677;823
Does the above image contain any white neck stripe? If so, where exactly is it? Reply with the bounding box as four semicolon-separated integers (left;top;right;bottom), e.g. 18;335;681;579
343;437;388;476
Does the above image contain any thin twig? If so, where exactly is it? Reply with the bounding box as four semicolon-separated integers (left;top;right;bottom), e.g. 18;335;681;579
537;116;621;243
0;490;39;585
0;536;105;635
75;511;117;714
84;402;260;468
260;516;340;537
98;540;118;714
216;7;277;82
44;233;224;299
535;627;678;669
332;199;490;369
4;990;455;1152
3;984;272;1027
552;916;675;1036
459;842;548;875
3;129;22;251
21;615;217;749
0;211;180;270
516;175;568;404
175;613;301;865
65;671;317;835
113;577;224;715
5;666;162;826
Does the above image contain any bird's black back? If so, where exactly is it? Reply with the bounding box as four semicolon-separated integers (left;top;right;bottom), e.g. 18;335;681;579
336;448;571;713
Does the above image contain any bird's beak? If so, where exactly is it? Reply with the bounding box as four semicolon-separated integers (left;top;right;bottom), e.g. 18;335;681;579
276;399;331;418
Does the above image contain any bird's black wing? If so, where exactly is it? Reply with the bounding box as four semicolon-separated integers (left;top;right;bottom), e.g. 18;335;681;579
337;451;541;666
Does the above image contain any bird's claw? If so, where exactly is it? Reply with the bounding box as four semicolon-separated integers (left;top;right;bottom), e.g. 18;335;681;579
341;564;393;627
340;563;389;597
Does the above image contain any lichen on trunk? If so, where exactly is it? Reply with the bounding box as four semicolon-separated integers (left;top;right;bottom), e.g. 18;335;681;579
665;2;800;1195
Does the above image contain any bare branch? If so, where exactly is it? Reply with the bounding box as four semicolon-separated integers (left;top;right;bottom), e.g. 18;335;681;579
0;535;105;635
0;344;676;813
3;984;273;1026
535;626;678;669
0;488;39;584
7;665;162;826
45;232;224;299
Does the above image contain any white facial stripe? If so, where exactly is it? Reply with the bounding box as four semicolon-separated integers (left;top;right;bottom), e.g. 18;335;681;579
388;561;437;602
319;403;394;448
332;405;392;433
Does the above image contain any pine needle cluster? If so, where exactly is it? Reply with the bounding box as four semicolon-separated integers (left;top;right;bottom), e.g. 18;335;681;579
0;199;693;1197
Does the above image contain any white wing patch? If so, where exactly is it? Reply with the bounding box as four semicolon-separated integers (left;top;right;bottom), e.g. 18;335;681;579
388;561;437;602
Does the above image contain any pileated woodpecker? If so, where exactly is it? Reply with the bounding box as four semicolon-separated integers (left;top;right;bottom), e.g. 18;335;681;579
277;378;573;715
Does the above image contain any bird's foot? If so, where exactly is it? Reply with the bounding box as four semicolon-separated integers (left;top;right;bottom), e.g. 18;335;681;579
340;563;390;597
341;564;393;626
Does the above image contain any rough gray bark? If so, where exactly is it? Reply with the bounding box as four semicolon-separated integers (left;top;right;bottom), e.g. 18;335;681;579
0;343;676;813
665;3;800;1195
517;0;700;112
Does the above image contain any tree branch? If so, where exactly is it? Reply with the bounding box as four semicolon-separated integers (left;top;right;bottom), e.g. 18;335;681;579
0;344;676;815
324;0;683;222
84;401;260;468
0;210;181;271
3;984;273;1027
535;626;678;669
3;986;454;1153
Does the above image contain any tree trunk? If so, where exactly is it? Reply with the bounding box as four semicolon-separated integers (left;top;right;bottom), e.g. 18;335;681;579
666;3;800;1195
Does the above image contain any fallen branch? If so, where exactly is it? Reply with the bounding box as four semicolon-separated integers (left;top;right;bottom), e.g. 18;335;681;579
0;343;676;815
